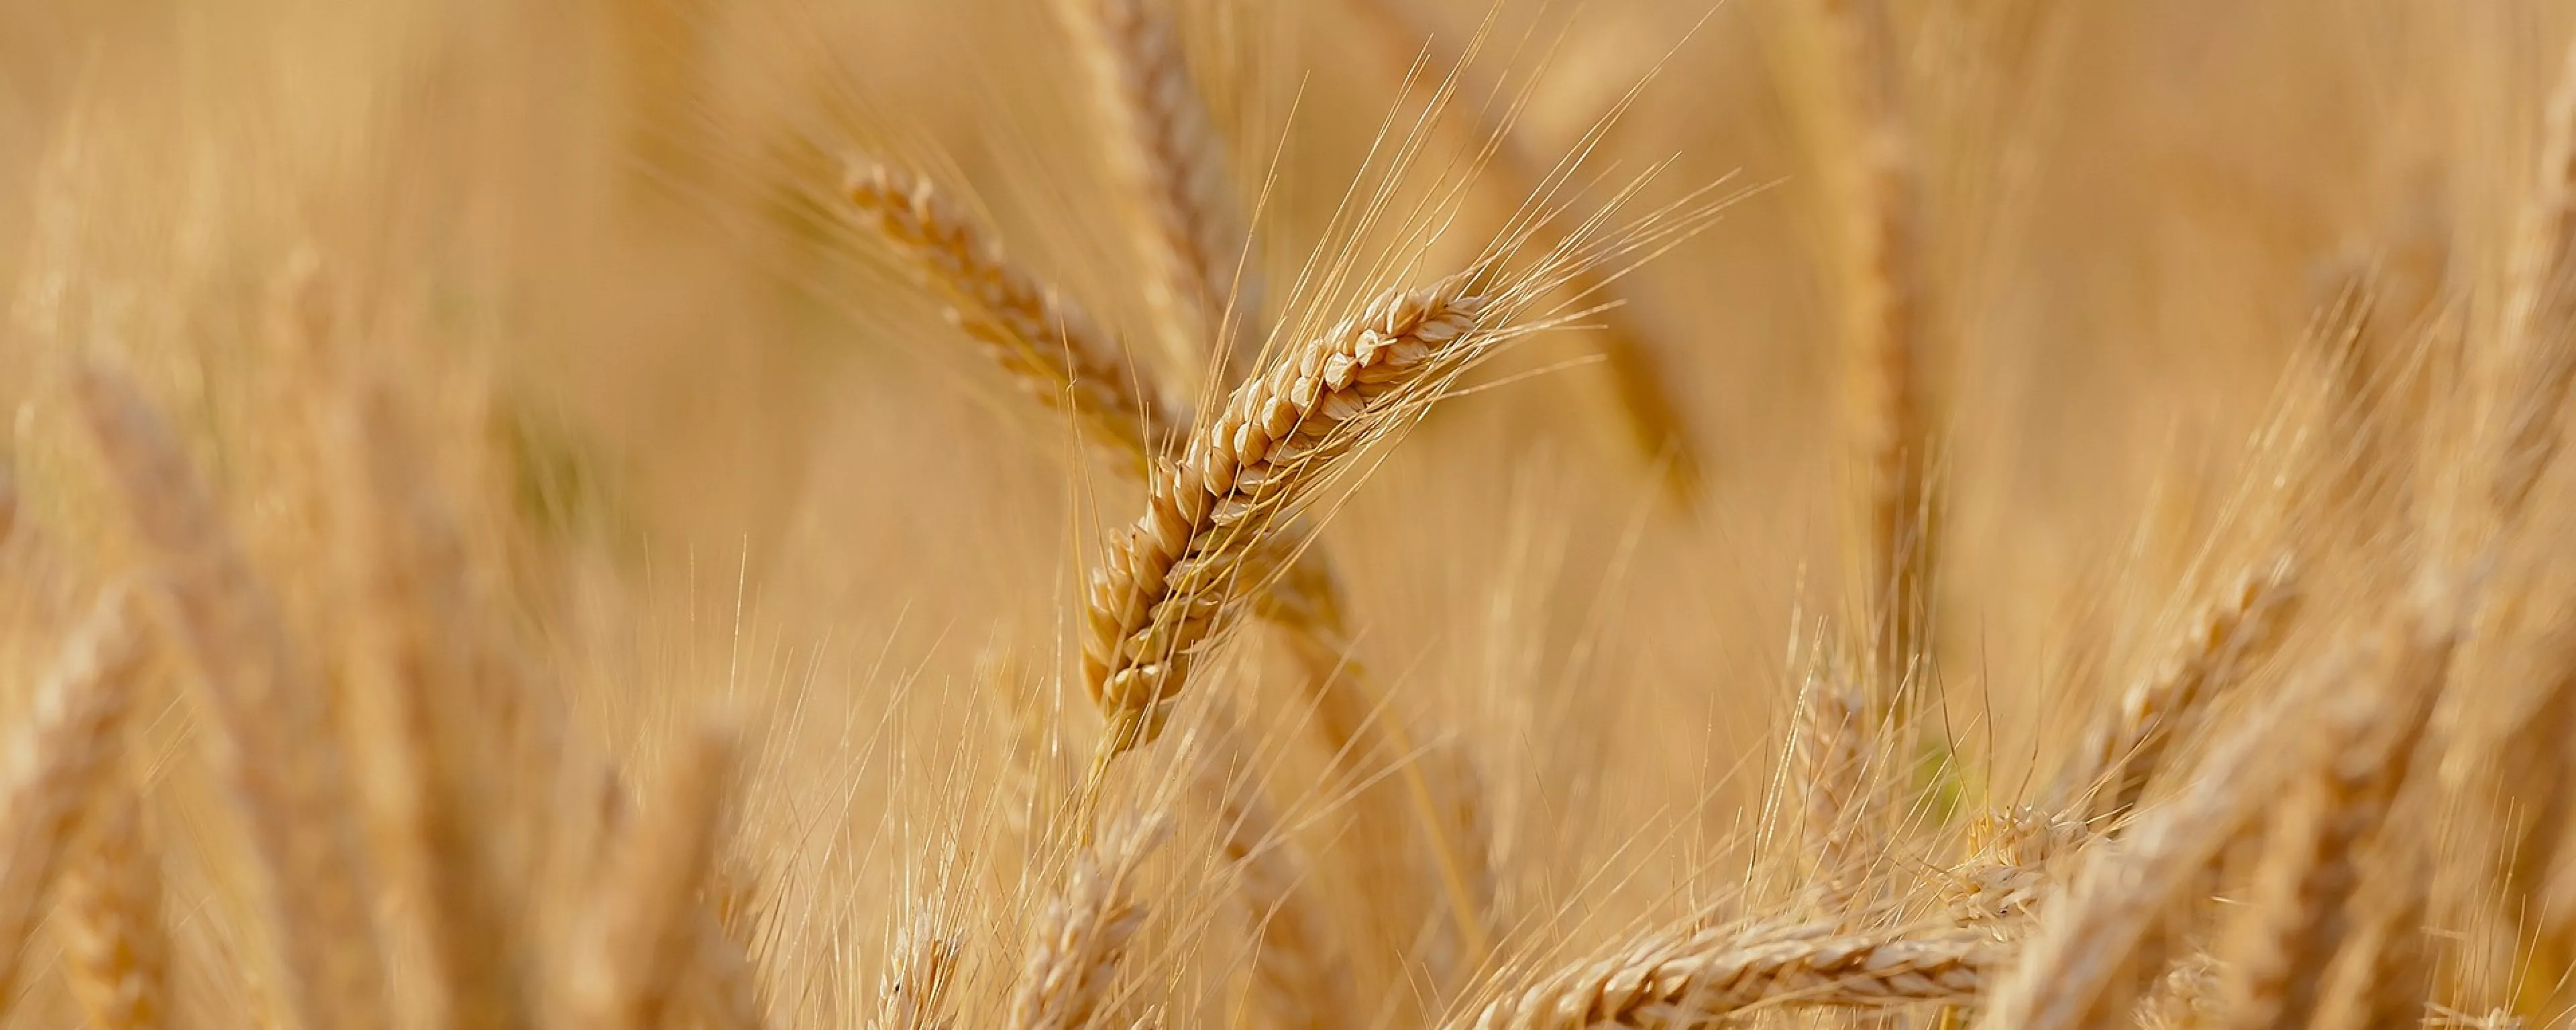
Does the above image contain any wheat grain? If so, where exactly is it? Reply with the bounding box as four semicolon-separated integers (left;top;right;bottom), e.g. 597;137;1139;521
72;363;394;1030
1010;813;1169;1030
2215;613;2453;1030
844;162;1175;471
0;587;147;1015
1069;0;1259;389
56;769;168;1030
1458;919;1994;1029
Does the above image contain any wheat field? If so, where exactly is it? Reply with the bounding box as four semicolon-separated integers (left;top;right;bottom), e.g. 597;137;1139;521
0;0;2572;1027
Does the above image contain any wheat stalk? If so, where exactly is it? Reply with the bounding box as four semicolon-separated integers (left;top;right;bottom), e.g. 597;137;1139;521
2215;614;2453;1030
56;766;168;1030
844;162;1176;471
1084;268;1509;754
1457;919;1995;1029
567;716;745;1030
71;365;392;1030
1010;813;1169;1030
0;587;147;1015
1069;0;1259;389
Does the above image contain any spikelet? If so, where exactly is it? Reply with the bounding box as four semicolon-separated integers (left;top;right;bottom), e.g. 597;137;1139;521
2214;614;2453;1030
1009;813;1169;1030
1084;270;1496;752
844;162;1175;471
566;716;745;1030
0;588;147;1013
1458;919;1994;1029
70;365;392;1030
56;770;169;1030
1069;0;1260;388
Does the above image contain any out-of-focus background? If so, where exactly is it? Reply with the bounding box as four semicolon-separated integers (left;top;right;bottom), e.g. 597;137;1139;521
3;0;2572;1025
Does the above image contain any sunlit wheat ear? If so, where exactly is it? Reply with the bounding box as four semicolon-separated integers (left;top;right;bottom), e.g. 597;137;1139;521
1067;0;1260;390
567;715;744;1030
0;587;147;1016
1085;268;1530;756
1977;642;2341;1030
1814;0;1937;700
70;365;392;1030
2486;38;2576;529
1189;728;1353;1030
843;161;1177;471
1010;813;1169;1030
2214;614;2453;1030
2051;554;2300;826
325;364;540;1029
2312;810;2436;1030
1338;0;1706;505
1791;659;1878;919
1455;919;1995;1029
1945;805;2085;929
877;910;963;1030
57;766;169;1030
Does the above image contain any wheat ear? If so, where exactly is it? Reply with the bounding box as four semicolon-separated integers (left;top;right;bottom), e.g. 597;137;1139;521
567;716;744;1030
1458;920;1995;1029
56;766;168;1030
1340;0;1704;503
1792;665;1876;918
1815;0;1938;695
844;162;1175;471
1976;642;2337;1030
1192;735;1354;1030
1070;0;1260;388
2051;555;2300;825
0;588;147;1014
876;913;962;1030
71;365;391;1030
1010;813;1169;1030
1084;269;1503;754
327;376;539;1030
2488;37;2576;526
2214;615;2453;1030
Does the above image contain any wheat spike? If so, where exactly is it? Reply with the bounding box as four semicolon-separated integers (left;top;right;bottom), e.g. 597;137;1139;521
0;588;147;1015
567;716;745;1030
1815;0;1938;695
1085;270;1517;753
1792;664;1876;917
1191;733;1353;1030
2488;37;2576;526
56;768;169;1030
875;913;961;1030
70;365;392;1030
1069;0;1259;388
2051;555;2301;825
1009;813;1169;1030
844;162;1175;471
1977;643;2337;1030
2215;614;2453;1030
1458;920;1994;1029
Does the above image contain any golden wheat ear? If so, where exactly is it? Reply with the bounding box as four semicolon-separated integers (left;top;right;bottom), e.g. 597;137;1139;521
843;160;1179;473
70;365;392;1030
56;759;170;1030
565;713;747;1030
1008;812;1169;1030
1453;918;1994;1029
1066;0;1262;393
0;587;148;1019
